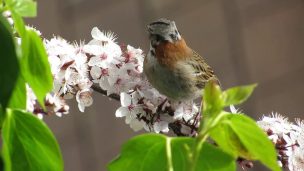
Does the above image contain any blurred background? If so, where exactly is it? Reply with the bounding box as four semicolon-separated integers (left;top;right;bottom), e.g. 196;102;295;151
27;0;304;170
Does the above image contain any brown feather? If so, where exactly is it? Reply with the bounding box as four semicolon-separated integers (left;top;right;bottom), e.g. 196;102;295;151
188;51;220;88
155;38;192;69
154;38;219;87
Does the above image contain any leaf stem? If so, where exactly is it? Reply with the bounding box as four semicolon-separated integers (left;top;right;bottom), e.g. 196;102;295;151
166;138;173;171
190;111;228;171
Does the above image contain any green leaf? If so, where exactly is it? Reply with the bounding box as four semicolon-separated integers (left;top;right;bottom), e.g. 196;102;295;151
21;29;53;108
171;138;195;171
0;156;4;171
203;82;224;118
108;134;194;171
109;134;236;171
0;15;20;109
14;0;37;17
229;115;280;171
6;0;37;17
223;84;257;106
7;75;26;109
2;109;63;171
209;122;247;158
0;108;5;129
11;11;26;36
194;143;236;171
210;114;280;171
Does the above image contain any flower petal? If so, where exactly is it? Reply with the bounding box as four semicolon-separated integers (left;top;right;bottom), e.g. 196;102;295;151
120;92;132;107
130;119;144;132
78;103;85;112
90;66;101;80
91;27;103;40
153;121;169;133
115;107;128;117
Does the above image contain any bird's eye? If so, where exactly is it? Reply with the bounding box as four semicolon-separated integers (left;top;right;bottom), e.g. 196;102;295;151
170;34;177;40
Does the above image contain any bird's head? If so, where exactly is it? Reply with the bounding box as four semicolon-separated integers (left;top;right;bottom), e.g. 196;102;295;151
147;18;181;46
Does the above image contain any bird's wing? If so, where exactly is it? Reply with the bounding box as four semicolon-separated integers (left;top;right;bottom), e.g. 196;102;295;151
186;50;220;89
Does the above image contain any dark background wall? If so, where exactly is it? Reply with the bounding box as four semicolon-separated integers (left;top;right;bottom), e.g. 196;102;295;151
27;0;304;170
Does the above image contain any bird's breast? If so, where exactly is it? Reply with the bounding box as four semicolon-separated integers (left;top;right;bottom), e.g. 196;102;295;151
144;51;198;101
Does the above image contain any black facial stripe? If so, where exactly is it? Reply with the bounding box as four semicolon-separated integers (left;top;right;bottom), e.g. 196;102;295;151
155;34;163;42
151;41;157;48
149;21;170;26
150;49;155;56
150;34;164;42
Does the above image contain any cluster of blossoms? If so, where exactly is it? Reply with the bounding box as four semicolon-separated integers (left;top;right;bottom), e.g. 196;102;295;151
26;85;69;119
40;27;200;135
19;23;303;170
258;113;304;170
44;35;93;113
0;10;70;118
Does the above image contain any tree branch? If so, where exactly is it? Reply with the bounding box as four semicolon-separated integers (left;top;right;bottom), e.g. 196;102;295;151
91;84;120;101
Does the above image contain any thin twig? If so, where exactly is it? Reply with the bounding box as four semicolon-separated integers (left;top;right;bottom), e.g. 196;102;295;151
168;122;186;136
91;84;120;101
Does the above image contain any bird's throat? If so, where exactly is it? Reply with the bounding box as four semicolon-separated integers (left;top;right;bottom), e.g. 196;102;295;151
153;38;192;68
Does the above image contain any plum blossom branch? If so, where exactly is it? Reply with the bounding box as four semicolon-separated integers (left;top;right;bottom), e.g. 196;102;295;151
30;27;200;135
15;20;303;170
2;8;303;171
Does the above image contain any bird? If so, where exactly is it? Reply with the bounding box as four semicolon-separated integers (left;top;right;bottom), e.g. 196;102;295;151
143;18;219;102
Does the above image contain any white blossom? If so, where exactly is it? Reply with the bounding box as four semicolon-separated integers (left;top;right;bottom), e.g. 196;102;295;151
258;113;293;136
129;119;145;132
153;121;169;133
26;84;69;117
2;11;13;25
76;89;93;112
258;113;304;170
26;84;36;113
115;92;145;131
288;146;304;171
90;27;117;43
37;114;44;120
174;101;198;122
26;26;42;36
230;105;240;114
44;37;75;57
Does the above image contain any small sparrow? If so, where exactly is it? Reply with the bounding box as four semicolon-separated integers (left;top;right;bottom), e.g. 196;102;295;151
144;18;219;101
